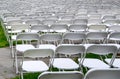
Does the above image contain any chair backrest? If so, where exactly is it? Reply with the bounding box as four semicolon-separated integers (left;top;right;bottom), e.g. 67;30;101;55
86;32;108;39
42;19;56;26
23;48;54;58
23;48;54;68
84;68;120;79
74;14;88;19
47;16;59;20
55;44;85;56
7;20;23;25
38;71;84;79
108;25;120;32
40;33;62;45
50;24;68;33
88;25;107;32
16;33;40;41
109;32;120;39
61;15;74;20
10;24;30;32
30;25;50;33
56;20;72;26
69;24;87;32
73;19;88;25
103;20;120;27
5;17;21;23
16;33;40;47
108;32;120;43
86;32;108;44
62;32;86;44
88;14;101;19
25;19;41;26
102;15;116;22
86;44;118;55
87;19;102;26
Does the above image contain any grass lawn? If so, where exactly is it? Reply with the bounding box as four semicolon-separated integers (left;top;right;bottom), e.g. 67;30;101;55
0;21;9;48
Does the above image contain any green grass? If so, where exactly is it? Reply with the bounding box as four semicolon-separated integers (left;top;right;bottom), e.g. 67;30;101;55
0;21;9;47
11;73;41;79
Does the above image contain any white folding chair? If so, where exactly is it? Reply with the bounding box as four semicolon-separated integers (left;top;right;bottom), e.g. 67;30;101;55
53;44;85;71
14;33;40;73
38;71;84;79
79;44;117;70
20;48;54;79
84;68;120;79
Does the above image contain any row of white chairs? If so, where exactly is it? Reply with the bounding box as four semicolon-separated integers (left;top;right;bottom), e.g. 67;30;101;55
1;1;120;18
3;13;120;20
3;15;120;26
4;19;120;33
10;32;120;59
37;69;120;79
14;37;120;72
17;43;120;79
3;14;120;21
11;31;120;44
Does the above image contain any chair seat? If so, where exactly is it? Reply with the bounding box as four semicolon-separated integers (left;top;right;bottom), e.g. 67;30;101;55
105;58;120;68
22;61;49;72
38;44;56;51
53;58;79;70
81;58;110;68
16;45;35;52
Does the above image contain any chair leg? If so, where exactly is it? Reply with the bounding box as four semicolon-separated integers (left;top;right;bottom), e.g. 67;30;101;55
14;51;19;74
20;71;24;79
11;40;14;58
